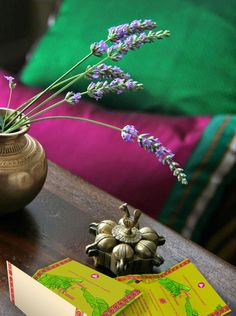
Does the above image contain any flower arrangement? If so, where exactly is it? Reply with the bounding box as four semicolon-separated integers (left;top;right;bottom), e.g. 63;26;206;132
0;19;187;185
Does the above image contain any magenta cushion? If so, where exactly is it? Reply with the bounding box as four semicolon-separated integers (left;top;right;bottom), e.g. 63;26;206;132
0;72;210;218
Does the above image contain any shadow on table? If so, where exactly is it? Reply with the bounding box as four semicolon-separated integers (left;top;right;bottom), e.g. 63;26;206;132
0;208;40;271
0;208;39;240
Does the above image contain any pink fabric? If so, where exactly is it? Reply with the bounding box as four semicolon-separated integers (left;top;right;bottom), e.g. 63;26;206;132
0;72;211;218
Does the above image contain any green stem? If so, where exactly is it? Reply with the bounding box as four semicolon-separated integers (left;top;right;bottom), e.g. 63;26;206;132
29;54;108;111
7;37;110;126
5;99;67;133
28;92;88;121
7;55;109;132
6;72;84;132
5;51;93;128
2;88;13;130
4;73;83;128
19;115;122;132
29;100;66;120
49;73;85;90
6;88;12;109
15;94;41;111
15;73;86;124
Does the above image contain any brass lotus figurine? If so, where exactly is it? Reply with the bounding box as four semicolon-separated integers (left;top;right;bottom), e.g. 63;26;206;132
86;203;165;276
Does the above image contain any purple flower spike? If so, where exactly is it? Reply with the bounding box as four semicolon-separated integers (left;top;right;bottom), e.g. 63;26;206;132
155;147;174;163
4;75;14;82
90;40;108;57
143;19;156;29
121;125;138;142
121;128;187;184
136;132;187;184
87;79;143;100
138;134;162;153
129;20;142;31
125;79;137;90
4;75;16;89
86;64;130;80
108;19;157;42
108;30;170;61
93;89;104;101
65;91;81;104
71;92;82;103
108;24;129;42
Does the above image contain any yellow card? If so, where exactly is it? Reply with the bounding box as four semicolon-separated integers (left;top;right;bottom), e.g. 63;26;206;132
7;259;142;316
33;258;141;315
116;259;231;316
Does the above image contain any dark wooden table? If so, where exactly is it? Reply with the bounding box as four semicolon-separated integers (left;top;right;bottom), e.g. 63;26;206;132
0;161;235;315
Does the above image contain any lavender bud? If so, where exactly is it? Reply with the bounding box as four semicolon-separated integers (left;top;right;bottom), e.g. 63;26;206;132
107;30;170;61
65;91;81;104
4;75;16;89
87;78;143;101
86;64;130;80
121;125;138;142
90;40;108;57
135;132;187;184
108;19;157;42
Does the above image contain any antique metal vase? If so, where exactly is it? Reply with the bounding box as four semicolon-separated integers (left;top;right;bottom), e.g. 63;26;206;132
0;108;48;215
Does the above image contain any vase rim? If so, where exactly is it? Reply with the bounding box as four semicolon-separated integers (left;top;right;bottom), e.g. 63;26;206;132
0;107;30;137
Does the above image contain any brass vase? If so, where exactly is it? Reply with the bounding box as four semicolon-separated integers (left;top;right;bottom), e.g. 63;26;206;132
0;108;48;215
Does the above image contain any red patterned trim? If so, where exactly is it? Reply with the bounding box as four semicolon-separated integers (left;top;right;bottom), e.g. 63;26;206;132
116;275;141;282
117;259;191;282
102;289;141;316
157;259;191;279
75;309;86;316
7;262;15;304
33;258;72;280
207;305;231;316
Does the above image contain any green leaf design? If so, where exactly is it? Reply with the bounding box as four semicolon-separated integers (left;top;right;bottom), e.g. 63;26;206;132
81;288;109;316
124;289;132;295
127;279;137;284
185;298;199;316
215;304;223;311
37;273;83;291
0;115;4;131
81;288;97;308
92;307;101;316
158;277;191;296
96;297;109;313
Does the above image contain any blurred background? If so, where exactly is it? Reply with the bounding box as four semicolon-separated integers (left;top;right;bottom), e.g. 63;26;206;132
0;0;60;73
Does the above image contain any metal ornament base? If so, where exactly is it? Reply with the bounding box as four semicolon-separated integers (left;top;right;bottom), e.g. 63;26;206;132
86;203;165;276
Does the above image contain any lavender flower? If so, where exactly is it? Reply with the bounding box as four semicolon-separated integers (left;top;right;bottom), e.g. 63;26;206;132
1;20;186;187
138;133;175;162
90;40;108;57
137;134;160;153
65;91;81;104
120;126;188;184
4;75;16;89
108;24;129;42
87;78;143;100
85;64;130;80
108;30;170;61
108;19;157;42
121;125;138;142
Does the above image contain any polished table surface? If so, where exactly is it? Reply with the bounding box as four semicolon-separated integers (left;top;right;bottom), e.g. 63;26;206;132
0;161;235;315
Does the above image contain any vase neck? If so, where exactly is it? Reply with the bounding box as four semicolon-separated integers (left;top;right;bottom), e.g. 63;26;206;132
0;132;28;155
0;107;29;137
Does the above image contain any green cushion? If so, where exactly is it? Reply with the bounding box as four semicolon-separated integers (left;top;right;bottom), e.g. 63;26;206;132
159;114;236;264
21;0;236;115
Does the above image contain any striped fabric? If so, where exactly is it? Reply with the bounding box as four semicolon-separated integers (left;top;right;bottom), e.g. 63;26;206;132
159;115;236;265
